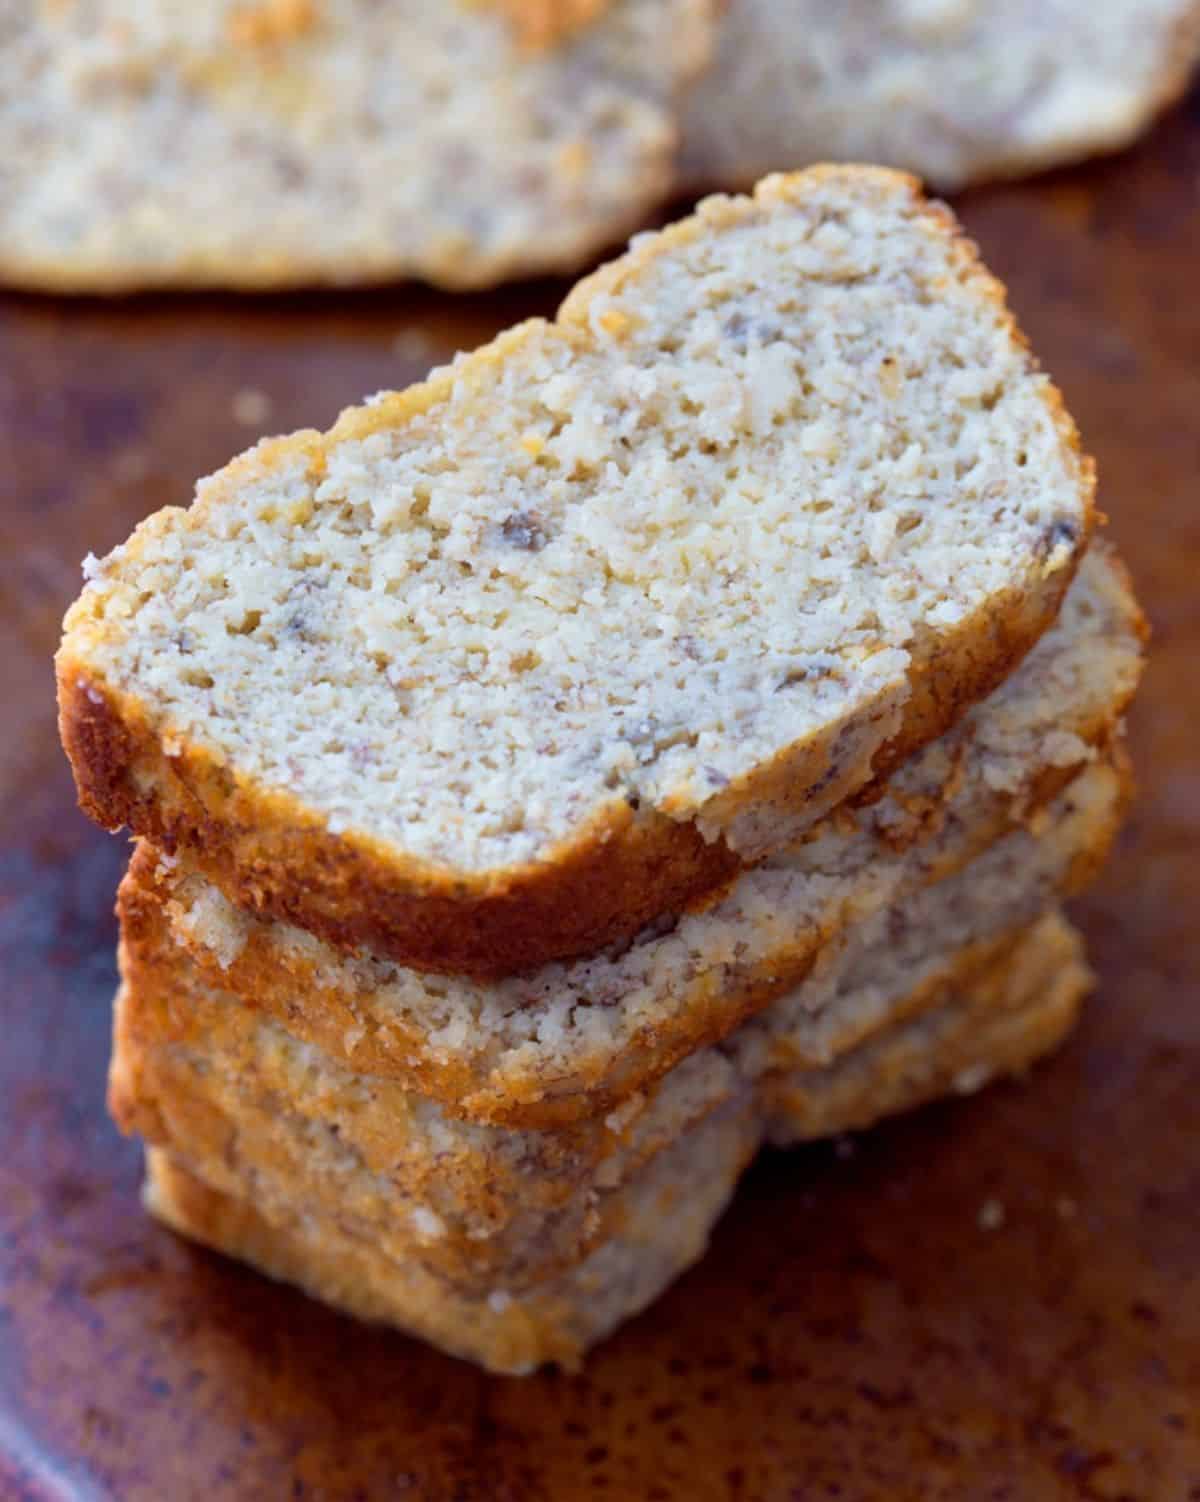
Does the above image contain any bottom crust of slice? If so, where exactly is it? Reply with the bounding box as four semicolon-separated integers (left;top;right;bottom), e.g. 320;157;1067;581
145;1097;760;1378
142;912;1091;1375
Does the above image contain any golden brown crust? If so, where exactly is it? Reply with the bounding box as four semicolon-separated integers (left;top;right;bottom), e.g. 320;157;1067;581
121;920;1082;1302
124;726;1132;1127
117;1005;712;1294
111;902;1048;1289
62;665;743;979
111;933;670;1288
58;168;1096;978
137;913;1091;1372
140;1148;590;1374
114;1043;605;1292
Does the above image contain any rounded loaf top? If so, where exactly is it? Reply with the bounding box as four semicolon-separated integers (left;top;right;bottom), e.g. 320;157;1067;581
62;167;1093;889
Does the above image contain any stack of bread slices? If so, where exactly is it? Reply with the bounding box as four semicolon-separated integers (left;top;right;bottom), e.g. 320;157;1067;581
57;168;1144;1375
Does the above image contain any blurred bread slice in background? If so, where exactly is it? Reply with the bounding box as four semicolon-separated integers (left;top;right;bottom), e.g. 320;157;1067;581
681;0;1200;194
0;0;715;292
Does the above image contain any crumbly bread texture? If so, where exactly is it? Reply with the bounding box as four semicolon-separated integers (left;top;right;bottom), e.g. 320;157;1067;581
131;753;1123;1128
113;751;1123;1290
764;910;1090;1142
681;0;1200;195
0;0;714;293
132;550;1141;1124
143;1098;761;1378
139;915;1090;1374
720;758;1121;1081
113;962;735;1293
58;167;1095;977
110;865;1063;1297
473;0;620;52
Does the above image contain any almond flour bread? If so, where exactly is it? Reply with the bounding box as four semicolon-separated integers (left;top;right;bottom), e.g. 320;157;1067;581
107;925;1039;1291
112;920;1035;1291
111;753;1125;1290
764;910;1090;1143
116;984;744;1296
681;0;1200;195
128;549;1141;1125
130;752;1125;1128
720;757;1123;1081
139;914;1090;1374
58;168;1096;977
143;1097;761;1377
0;0;715;293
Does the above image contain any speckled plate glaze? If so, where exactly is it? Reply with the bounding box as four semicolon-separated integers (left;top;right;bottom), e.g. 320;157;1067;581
2;89;1199;1500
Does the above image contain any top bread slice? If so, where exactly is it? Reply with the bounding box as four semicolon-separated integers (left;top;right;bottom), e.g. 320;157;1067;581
680;0;1200;195
0;0;714;293
58;167;1095;977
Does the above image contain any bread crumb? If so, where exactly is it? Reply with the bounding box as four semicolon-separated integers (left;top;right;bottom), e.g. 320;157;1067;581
410;1205;446;1240
113;450;150;485
953;1062;992;1094
392;330;434;364
1055;1195;1078;1220
558;140;591;179
232;388;273;428
597;307;632;337
978;1197;1005;1230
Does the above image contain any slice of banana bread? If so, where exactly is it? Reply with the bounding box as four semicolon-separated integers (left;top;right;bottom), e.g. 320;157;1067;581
106;927;1027;1292
140;912;1091;1375
112;752;1124;1290
0;0;714;293
127;757;1124;1129
142;1095;760;1377
681;0;1200;195
132;748;1129;1131
59;167;1094;976
128;549;1141;1125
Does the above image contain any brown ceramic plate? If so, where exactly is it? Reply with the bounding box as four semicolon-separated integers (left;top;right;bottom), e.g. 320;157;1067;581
2;97;1199;1500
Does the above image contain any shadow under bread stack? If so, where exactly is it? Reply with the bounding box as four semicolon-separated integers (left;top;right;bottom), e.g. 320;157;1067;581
57;169;1145;1374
